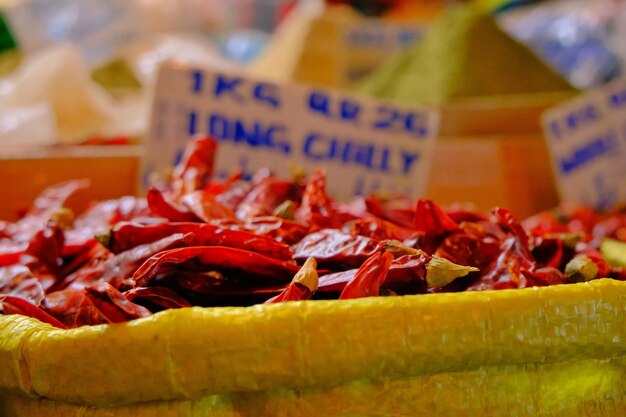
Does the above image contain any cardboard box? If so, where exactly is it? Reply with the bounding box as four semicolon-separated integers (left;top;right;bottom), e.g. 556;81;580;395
0;145;141;220
425;92;573;218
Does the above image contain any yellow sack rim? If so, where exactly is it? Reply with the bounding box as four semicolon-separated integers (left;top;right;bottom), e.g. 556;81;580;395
0;279;625;407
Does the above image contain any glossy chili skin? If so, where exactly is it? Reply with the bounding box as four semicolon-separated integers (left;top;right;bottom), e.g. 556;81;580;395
130;246;301;289
339;252;394;299
106;222;293;260
1;135;625;328
292;229;380;268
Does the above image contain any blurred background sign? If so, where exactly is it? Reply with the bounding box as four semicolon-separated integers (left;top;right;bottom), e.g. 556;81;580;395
543;77;626;211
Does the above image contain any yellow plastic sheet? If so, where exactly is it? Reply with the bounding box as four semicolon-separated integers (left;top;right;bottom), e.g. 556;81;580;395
1;279;625;416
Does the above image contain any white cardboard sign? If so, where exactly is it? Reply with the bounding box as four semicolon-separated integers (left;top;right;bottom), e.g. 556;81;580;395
542;78;626;211
146;62;439;200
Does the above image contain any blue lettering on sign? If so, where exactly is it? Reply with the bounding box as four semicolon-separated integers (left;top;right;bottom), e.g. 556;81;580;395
302;132;418;173
307;91;362;123
373;105;428;138
559;134;617;173
303;133;393;171
401;152;419;174
188;111;197;135
608;88;626;108
189;112;291;154
253;83;281;108
214;74;245;102
548;120;561;140
404;112;428;137
191;70;283;107
341;100;361;122
308;91;331;117
550;104;600;140
190;70;203;93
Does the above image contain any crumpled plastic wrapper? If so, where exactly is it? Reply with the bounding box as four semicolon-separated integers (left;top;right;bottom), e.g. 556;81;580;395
0;44;142;146
0;279;625;416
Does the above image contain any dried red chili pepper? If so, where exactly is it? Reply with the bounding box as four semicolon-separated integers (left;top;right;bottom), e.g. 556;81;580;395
445;206;488;224
583;251;611;278
367;195;415;229
0;242;27;267
130;246;301;288
492;208;533;256
265;258;318;303
319;252;431;294
105;221;293;260
74;196;149;230
216;180;253;211
44;289;110;327
203;171;243;197
295;169;341;231
84;282;151;323
292;229;380;268
181;191;238;222
62;196;150;258
62;228;99;258
7;180;89;243
339;251;393;299
414;199;459;236
343;216;416;242
523;204;599;239
1;133;624;327
1;277;45;306
1;295;67;329
610;267;626;280
0;265;34;290
530;235;565;270
171;135;218;197
384;253;429;286
147;188;200;222
593;212;626;243
318;269;357;292
175;271;286;297
240;217;308;244
435;231;500;271
235;178;298;220
469;235;536;290
124;287;192;310
59;240;109;279
55;232;193;291
522;267;567;286
413;199;459;253
25;222;64;276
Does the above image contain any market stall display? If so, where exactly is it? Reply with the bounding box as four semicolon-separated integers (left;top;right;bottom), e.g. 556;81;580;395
1;136;625;329
351;4;581;217
356;4;574;103
0;2;626;415
0;136;626;416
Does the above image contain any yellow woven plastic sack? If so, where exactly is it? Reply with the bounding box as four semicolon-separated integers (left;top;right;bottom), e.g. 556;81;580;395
1;279;625;416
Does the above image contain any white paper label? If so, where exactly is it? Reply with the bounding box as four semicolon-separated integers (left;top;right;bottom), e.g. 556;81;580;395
542;78;626;210
146;62;439;200
3;0;140;66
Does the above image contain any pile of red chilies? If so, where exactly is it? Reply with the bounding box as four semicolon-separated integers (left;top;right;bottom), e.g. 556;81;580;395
0;136;625;329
